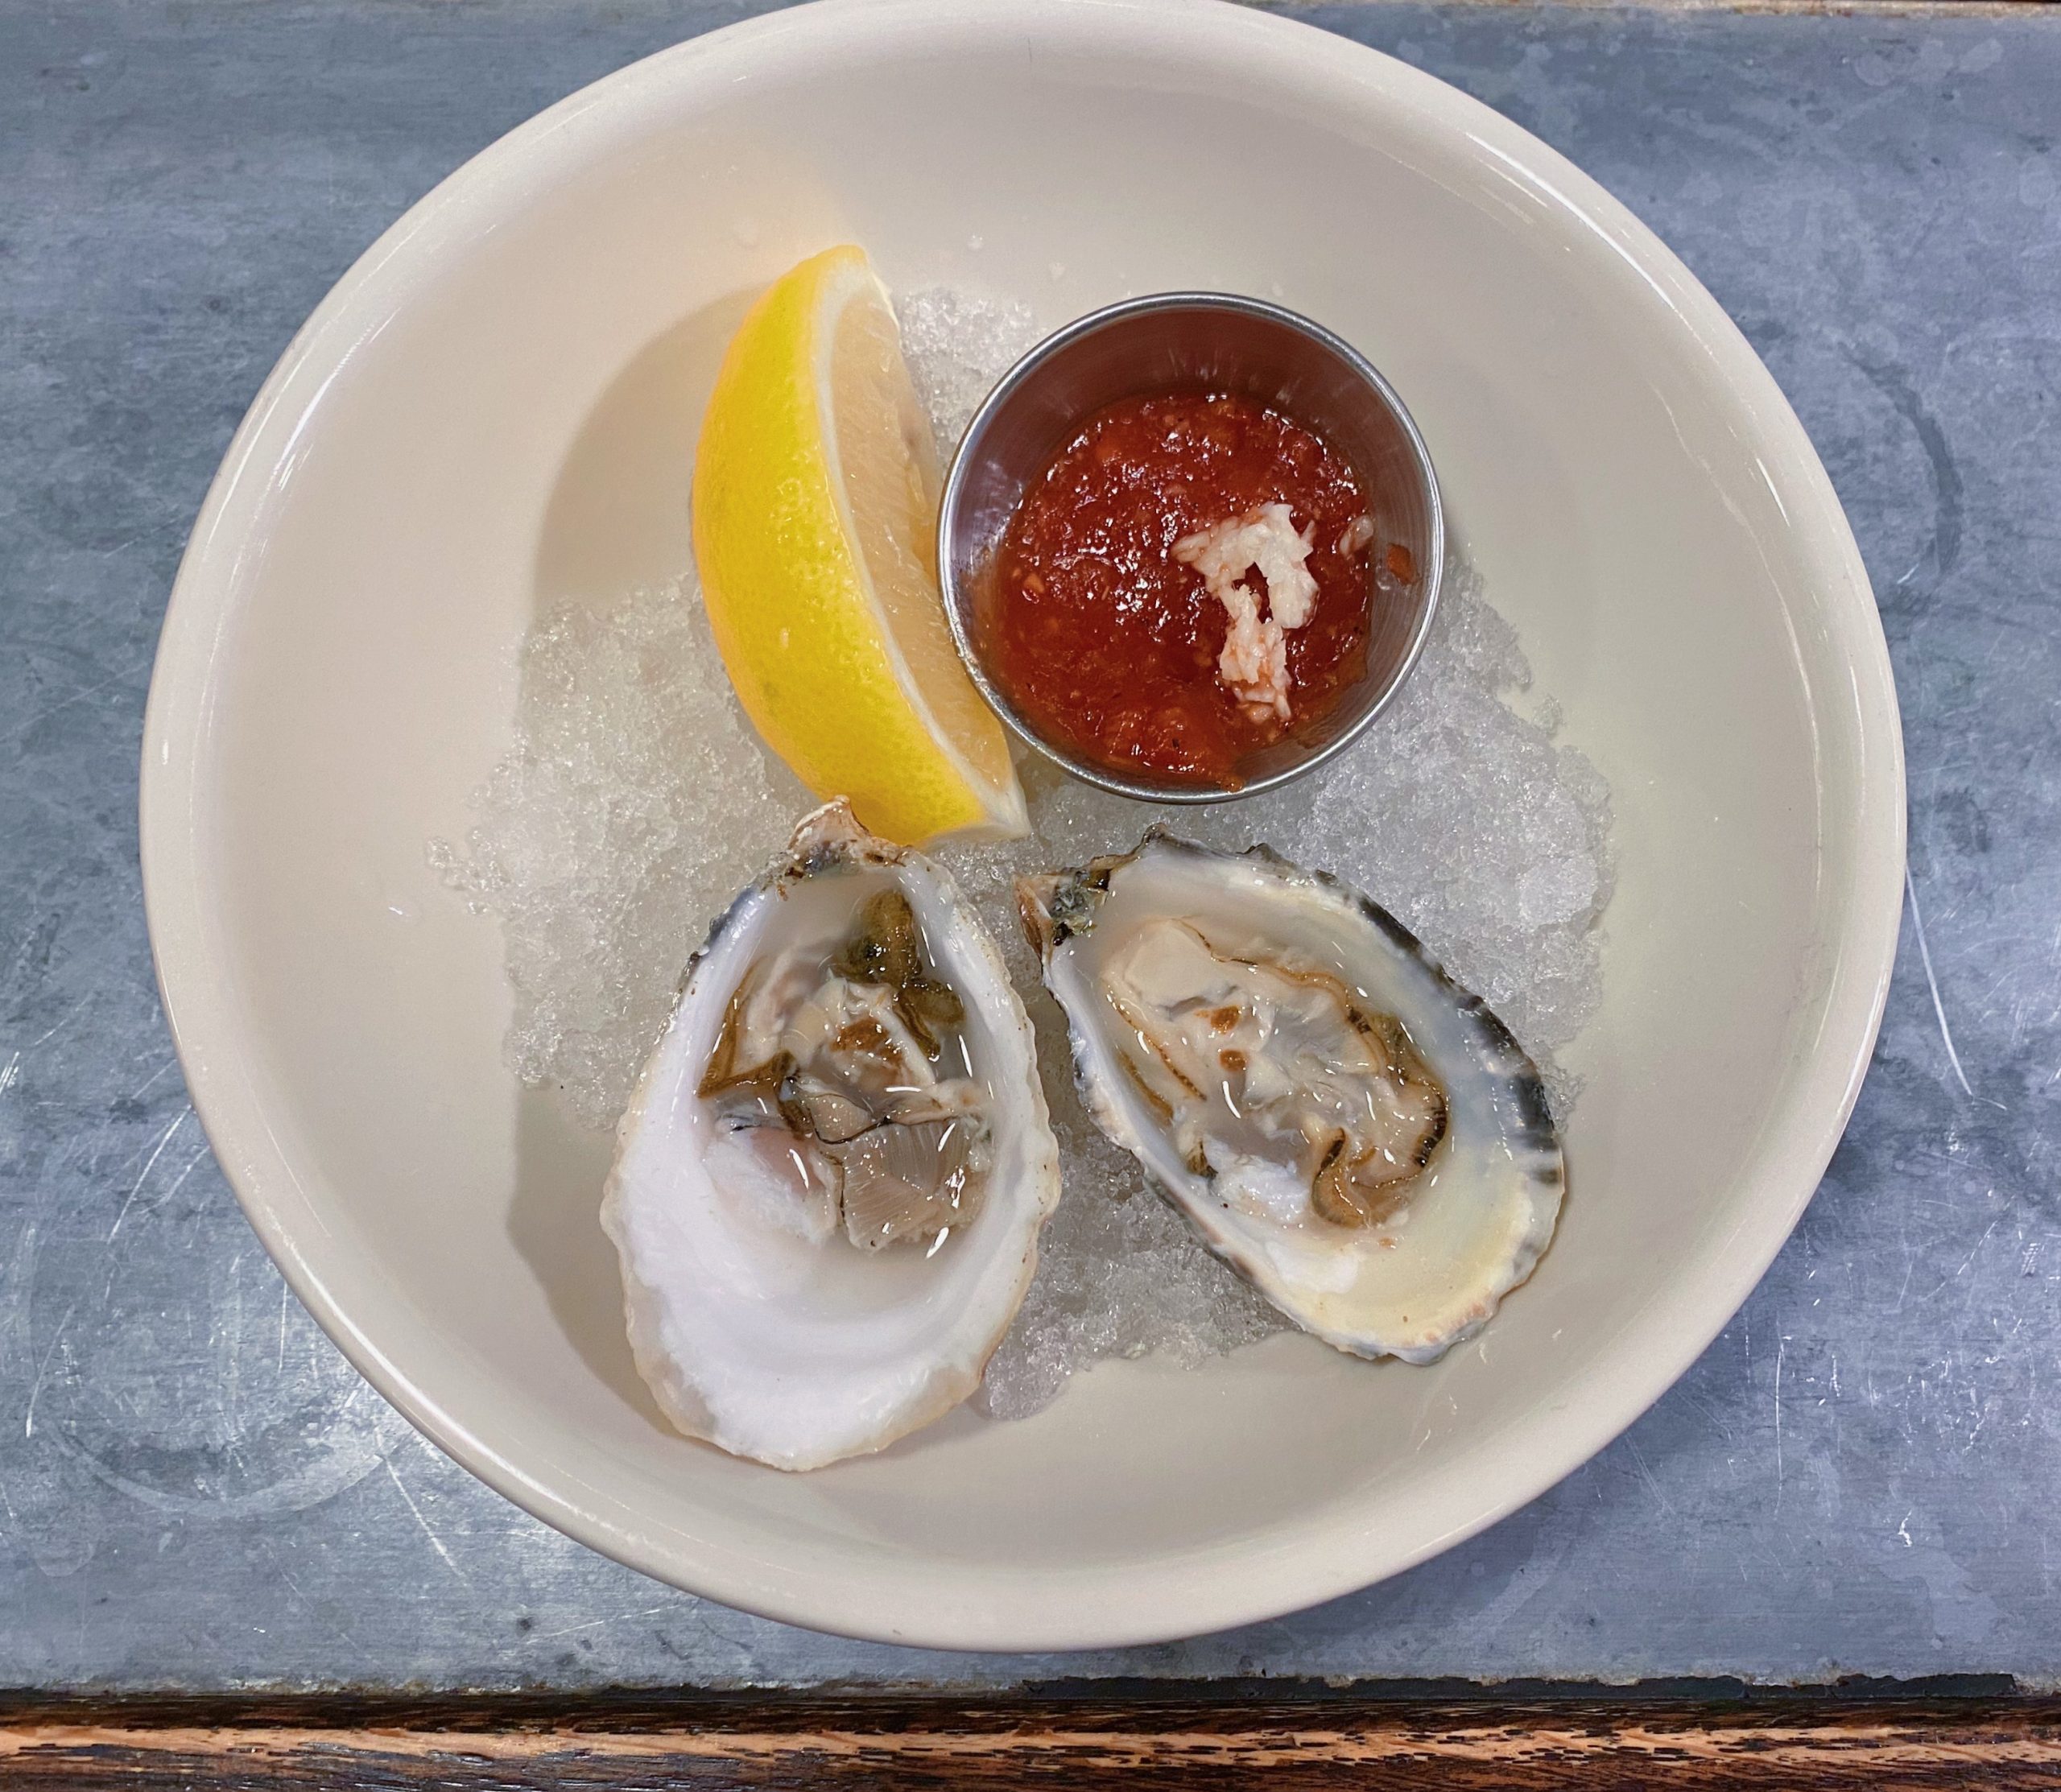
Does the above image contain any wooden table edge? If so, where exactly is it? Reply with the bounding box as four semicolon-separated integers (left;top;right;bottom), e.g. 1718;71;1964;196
2;1691;2059;1786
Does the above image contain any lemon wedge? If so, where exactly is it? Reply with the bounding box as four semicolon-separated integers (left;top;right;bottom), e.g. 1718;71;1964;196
692;246;1027;844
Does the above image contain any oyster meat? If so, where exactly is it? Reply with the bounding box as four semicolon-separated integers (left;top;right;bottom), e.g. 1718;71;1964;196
605;801;1060;1470
1019;832;1562;1364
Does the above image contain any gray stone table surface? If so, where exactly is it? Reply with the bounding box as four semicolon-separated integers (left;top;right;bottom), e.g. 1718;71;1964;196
2;0;2057;1694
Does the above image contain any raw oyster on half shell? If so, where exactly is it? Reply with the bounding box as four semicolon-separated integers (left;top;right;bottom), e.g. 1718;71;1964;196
604;801;1060;1470
1018;832;1562;1365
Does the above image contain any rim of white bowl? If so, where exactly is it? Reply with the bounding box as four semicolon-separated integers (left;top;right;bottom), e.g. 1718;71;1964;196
139;0;1906;1653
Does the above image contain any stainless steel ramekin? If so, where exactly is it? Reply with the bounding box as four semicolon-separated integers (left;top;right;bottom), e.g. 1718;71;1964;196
936;291;1444;803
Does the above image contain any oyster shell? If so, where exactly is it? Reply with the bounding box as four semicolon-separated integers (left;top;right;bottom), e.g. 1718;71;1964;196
1019;832;1562;1365
604;801;1060;1470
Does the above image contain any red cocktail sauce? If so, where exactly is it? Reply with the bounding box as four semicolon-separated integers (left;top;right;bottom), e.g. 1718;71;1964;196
988;390;1397;787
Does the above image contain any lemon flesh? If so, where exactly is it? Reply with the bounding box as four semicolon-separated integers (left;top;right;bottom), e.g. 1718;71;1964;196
693;246;1026;844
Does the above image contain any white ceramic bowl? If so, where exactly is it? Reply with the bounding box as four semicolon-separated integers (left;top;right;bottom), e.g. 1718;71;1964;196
141;0;1903;1650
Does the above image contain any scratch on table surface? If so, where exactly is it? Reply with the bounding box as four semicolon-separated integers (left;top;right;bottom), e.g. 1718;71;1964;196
162;1146;206;1202
1772;1336;1786;1506
3;660;149;745
1906;866;1999;1107
384;1457;467;1583
22;1302;77;1441
0;1220;35;1394
529;1604;675;1644
1624;1437;1675;1516
1924;1192;2006;1303
1964;1387;1990;1455
0;996;97;1096
105;1109;189;1242
126;1053;179;1100
25;994;91;1053
222;1251;246;1444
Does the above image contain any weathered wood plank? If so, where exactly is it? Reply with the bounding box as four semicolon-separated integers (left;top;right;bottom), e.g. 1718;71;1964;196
1;1698;2059;1789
